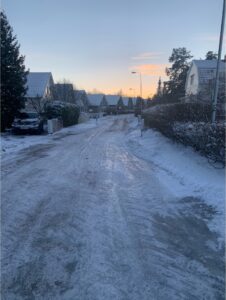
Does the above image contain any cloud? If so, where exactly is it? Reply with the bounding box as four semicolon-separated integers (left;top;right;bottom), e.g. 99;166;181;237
130;64;169;76
131;52;163;60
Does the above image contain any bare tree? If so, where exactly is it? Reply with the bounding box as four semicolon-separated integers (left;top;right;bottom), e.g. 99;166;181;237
27;95;48;115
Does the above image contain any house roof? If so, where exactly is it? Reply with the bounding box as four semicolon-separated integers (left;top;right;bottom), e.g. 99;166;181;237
185;59;226;93
74;90;90;107
87;94;135;106
87;94;103;106
192;59;225;70
26;72;53;98
74;91;85;107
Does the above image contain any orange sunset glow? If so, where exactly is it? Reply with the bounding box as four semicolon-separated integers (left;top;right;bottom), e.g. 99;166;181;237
78;64;169;98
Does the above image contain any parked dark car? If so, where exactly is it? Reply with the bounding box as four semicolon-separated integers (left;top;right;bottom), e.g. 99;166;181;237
12;112;44;134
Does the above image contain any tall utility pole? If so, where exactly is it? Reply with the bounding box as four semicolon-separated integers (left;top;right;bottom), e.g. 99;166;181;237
212;0;225;123
131;71;143;98
139;73;143;99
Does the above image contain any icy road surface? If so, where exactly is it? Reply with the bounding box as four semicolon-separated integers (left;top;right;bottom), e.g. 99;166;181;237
1;115;225;299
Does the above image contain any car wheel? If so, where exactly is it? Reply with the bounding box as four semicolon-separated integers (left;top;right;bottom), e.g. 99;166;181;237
12;129;19;135
37;123;44;134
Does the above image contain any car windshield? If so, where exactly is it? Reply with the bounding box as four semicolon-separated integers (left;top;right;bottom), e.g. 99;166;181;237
17;113;38;119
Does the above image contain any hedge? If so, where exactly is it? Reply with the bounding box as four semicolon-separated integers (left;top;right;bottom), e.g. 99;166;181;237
143;103;225;166
44;102;80;127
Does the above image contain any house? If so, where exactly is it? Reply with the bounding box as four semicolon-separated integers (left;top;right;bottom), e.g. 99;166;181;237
74;90;89;112
100;95;108;112
86;94;103;116
53;83;75;103
185;60;226;103
25;72;54;113
87;94;135;115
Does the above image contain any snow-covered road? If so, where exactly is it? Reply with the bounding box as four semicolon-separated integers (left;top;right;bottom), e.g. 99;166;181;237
1;115;225;299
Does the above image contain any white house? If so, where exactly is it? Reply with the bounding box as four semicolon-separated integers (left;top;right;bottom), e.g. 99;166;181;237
25;72;54;112
185;60;226;102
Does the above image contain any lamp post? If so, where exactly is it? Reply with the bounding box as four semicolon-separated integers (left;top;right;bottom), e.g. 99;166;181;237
131;71;143;98
132;71;143;115
212;0;225;123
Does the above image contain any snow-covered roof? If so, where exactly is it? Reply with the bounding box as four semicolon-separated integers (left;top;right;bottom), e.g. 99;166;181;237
74;90;85;103
26;72;53;98
87;94;134;106
87;94;103;106
193;60;225;70
106;95;131;106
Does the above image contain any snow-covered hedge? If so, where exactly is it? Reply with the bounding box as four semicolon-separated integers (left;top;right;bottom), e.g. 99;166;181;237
173;122;225;164
143;103;225;165
44;102;80;127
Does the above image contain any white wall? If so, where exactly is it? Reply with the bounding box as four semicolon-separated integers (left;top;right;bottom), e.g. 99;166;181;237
185;64;199;95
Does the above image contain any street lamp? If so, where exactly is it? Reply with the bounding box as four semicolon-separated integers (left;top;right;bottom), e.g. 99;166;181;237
132;71;143;115
131;71;143;98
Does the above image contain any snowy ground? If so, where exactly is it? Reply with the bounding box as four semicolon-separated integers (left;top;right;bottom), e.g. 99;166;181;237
1;115;225;299
0;119;99;160
127;123;225;240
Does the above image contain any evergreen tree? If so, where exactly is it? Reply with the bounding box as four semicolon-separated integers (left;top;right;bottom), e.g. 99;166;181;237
157;77;162;96
135;97;144;109
117;96;124;109
165;47;193;101
100;95;108;106
205;51;218;60
128;97;134;109
1;11;28;130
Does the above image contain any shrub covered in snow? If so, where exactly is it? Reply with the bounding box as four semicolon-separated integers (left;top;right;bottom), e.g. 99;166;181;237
173;122;225;164
143;103;225;165
44;102;80;127
143;103;212;127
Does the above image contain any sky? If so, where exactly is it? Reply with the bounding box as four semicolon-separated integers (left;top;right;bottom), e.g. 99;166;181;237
3;0;225;98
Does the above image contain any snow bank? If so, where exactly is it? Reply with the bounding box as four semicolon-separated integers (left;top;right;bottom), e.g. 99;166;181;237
1;134;50;157
0;118;102;161
127;127;225;238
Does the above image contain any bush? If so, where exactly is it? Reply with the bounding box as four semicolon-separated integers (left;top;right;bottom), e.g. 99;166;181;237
143;103;212;130
61;106;79;127
143;103;225;165
44;102;80;127
173;122;225;164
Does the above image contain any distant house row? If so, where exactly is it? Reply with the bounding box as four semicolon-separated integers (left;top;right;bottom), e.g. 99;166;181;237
86;94;140;114
25;59;224;116
24;72;147;115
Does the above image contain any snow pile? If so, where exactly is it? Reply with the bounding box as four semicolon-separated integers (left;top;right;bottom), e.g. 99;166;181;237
127;127;225;237
0;118;100;160
1;134;50;157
